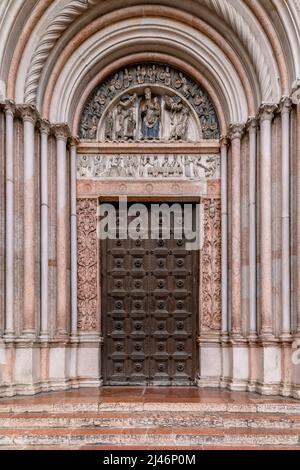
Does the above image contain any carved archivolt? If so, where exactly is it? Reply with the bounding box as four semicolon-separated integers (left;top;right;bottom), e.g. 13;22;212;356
24;0;98;104
79;64;220;141
77;198;98;331
202;0;273;101
77;154;221;180
201;198;221;332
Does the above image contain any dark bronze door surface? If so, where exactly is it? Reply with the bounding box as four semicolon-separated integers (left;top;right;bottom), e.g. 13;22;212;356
101;202;199;386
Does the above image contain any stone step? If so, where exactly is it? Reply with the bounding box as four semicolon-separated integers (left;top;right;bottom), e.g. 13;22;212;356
1;401;300;414
0;427;300;448
0;411;300;430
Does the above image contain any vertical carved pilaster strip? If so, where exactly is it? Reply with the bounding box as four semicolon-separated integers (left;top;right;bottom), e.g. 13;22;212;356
200;198;221;333
20;105;37;337
259;104;277;340
4;101;15;338
228;123;244;339
77;198;98;331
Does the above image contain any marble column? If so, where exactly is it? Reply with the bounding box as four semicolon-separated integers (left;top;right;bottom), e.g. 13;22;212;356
220;137;229;338
21;105;37;337
40;120;50;339
229;124;244;339
259;104;277;340
54;125;70;337
280;97;292;340
292;82;300;336
4;101;15;338
247;118;258;339
70;138;78;337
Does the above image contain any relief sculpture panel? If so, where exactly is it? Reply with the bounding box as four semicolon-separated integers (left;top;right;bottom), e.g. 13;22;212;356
77;154;221;180
79;64;220;141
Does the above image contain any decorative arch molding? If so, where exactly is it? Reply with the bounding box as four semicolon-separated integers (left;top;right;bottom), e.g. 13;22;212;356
45;17;249;125
78;63;220;142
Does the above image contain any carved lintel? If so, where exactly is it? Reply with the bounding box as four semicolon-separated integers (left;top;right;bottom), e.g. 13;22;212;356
258;103;277;122
228;123;245;141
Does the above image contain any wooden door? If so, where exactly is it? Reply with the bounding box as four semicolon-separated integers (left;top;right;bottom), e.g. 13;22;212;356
101;202;199;385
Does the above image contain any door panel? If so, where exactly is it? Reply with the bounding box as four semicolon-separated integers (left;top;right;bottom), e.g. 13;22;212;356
101;202;199;385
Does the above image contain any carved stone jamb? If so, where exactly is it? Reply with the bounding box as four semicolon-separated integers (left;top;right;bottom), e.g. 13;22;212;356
77;198;98;332
291;81;300;337
228;123;245;343
258;103;277;343
200;198;222;335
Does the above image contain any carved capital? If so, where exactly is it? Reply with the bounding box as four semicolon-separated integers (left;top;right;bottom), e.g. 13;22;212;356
18;104;38;123
69;135;80;148
4;99;15;116
220;135;229;147
279;96;292;115
246;117;258;134
39;119;51;135
52;123;70;141
258;103;277;122
228;123;244;141
291;80;300;105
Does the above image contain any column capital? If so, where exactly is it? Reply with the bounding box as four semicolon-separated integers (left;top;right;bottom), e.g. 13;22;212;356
291;79;300;104
258;103;277;121
52;123;71;142
4;99;15;116
69;135;80;148
246;117;258;134
39;119;51;135
18;104;38;124
228;123;245;141
279;96;292;114
220;135;229;147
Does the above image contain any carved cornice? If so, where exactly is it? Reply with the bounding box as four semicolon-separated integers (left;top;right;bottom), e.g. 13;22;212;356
228;123;245;141
52;123;71;141
291;79;300;104
202;0;273;101
24;0;98;104
18;104;38;123
258;103;277;122
279;96;292;115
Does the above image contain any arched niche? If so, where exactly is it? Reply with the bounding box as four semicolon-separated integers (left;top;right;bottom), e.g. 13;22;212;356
78;63;220;142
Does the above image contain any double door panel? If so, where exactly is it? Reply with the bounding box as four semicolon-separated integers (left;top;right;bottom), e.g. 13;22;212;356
101;202;199;385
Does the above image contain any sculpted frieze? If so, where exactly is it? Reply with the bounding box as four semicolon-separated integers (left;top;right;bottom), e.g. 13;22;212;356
77;154;221;180
79;64;220;141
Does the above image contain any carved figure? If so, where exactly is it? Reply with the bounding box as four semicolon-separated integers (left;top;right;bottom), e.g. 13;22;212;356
104;111;114;140
140;88;161;139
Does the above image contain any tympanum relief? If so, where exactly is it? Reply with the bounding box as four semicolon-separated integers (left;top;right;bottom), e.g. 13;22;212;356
77;154;221;180
79;64;220;141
